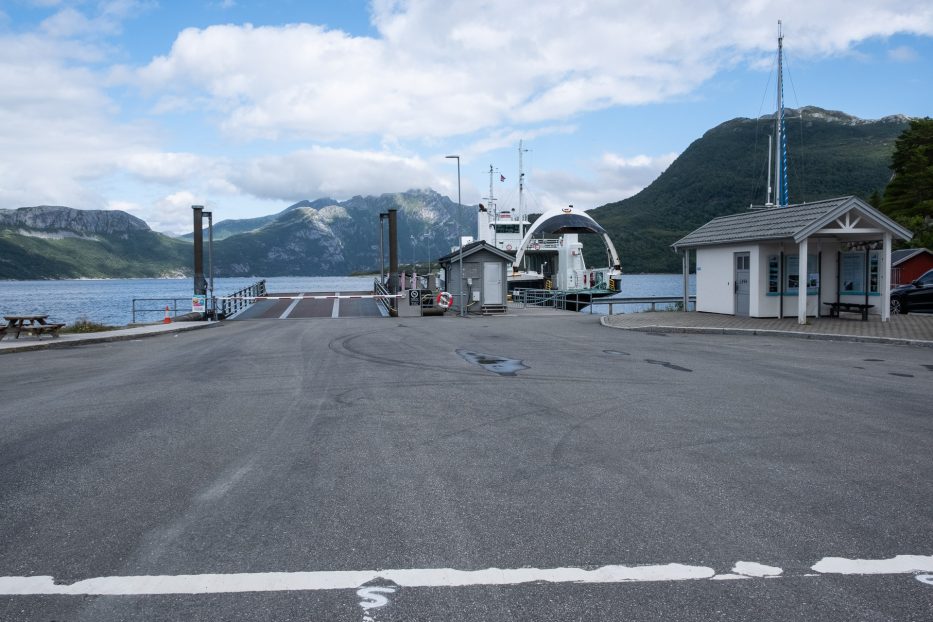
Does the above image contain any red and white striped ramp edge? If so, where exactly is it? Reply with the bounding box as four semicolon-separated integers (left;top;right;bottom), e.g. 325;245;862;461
217;294;404;301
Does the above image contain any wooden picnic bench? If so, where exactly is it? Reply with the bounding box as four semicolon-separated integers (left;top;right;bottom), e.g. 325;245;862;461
823;301;874;321
2;315;66;340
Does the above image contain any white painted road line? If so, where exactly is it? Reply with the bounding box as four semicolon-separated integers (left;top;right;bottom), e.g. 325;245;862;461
279;294;304;319
1;555;931;596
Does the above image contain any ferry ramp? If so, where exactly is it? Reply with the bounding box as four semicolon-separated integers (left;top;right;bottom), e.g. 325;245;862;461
230;291;386;320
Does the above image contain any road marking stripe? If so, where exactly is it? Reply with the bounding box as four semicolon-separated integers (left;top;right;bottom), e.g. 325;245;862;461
279;294;304;319
0;556;930;596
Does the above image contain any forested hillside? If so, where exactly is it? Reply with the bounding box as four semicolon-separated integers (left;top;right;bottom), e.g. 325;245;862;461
589;107;908;272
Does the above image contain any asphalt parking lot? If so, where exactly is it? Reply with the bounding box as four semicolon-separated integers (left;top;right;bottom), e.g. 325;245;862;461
1;313;931;620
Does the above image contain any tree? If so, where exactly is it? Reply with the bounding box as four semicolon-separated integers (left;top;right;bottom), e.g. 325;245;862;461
881;118;933;249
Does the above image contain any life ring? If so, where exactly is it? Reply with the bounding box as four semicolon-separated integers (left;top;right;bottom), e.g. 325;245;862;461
532;243;540;250
436;291;453;309
506;244;512;251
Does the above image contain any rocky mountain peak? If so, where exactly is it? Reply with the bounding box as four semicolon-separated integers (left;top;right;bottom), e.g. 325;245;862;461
0;205;151;235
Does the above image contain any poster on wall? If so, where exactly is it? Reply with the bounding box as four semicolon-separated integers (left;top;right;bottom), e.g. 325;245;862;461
840;253;864;292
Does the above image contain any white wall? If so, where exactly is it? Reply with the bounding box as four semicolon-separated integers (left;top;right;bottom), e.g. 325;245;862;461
695;246;754;314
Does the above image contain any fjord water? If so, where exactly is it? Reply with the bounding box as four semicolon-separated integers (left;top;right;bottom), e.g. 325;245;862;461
0;277;374;326
0;274;695;326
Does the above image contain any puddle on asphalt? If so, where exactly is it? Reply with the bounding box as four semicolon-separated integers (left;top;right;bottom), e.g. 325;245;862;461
645;359;692;373
923;365;933;372
864;358;885;362
456;350;528;376
889;372;914;378
604;349;631;356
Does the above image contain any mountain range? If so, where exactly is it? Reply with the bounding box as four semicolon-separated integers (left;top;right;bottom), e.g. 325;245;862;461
0;106;911;280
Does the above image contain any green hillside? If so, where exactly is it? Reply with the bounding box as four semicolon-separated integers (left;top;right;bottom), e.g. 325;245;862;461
589;107;908;272
0;230;190;279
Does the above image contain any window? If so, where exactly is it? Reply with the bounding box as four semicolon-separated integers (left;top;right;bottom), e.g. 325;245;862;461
840;251;880;295
768;255;779;293
495;224;520;234
784;254;818;294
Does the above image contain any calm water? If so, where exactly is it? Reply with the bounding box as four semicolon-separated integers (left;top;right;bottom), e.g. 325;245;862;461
0;274;695;326
0;276;374;326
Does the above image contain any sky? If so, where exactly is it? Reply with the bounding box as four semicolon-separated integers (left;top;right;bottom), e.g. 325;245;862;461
1;0;932;234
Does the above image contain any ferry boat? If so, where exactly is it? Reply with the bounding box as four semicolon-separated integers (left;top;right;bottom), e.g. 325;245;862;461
474;142;622;293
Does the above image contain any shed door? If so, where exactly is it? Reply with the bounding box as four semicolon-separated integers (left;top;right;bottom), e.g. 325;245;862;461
483;262;503;305
734;252;750;316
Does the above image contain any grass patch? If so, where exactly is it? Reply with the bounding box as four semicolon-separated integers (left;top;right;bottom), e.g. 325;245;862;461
61;316;120;334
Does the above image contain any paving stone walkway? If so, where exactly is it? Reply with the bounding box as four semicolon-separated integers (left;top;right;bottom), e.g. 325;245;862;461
602;311;933;346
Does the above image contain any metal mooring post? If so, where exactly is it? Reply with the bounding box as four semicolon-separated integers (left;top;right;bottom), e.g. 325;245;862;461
192;205;207;296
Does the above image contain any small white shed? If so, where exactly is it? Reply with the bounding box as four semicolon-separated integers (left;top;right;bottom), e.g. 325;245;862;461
671;196;912;324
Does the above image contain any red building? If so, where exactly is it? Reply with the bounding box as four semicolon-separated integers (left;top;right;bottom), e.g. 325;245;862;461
891;248;933;286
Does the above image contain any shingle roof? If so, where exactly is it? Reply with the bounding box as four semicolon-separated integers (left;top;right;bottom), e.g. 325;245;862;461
671;196;911;250
891;248;932;266
437;240;514;263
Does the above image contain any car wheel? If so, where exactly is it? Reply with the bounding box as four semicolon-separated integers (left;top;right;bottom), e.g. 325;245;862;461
890;298;906;315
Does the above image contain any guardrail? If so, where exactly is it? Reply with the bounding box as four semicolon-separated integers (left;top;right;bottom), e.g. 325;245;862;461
131;298;191;324
511;288;695;314
587;295;696;314
219;279;267;318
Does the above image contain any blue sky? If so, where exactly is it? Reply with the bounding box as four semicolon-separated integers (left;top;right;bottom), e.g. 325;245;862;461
1;0;931;233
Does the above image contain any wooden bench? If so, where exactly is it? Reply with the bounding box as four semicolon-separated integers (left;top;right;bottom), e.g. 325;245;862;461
2;315;66;339
29;323;66;338
823;301;873;321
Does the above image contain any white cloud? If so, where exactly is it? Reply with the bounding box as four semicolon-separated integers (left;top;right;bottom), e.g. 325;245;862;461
888;45;919;62
3;0;933;231
122;152;215;184
0;4;154;209
528;151;679;213
230;147;444;202
135;1;933;143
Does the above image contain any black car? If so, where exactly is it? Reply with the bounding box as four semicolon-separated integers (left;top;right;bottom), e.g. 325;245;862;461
890;268;933;314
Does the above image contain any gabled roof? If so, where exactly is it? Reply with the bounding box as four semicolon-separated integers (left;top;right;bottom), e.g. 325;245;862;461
671;196;912;251
891;248;932;266
437;240;514;264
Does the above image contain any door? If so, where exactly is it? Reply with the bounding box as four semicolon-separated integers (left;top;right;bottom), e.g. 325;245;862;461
734;252;750;316
483;262;503;305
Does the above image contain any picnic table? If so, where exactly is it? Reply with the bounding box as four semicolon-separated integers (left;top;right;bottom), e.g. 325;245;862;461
1;315;66;340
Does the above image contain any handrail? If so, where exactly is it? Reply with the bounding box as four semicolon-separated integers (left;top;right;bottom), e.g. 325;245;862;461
587;295;696;314
511;288;696;314
219;279;267;319
131;298;189;324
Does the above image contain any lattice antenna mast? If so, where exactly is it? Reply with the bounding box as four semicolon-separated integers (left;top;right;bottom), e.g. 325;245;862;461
774;20;789;207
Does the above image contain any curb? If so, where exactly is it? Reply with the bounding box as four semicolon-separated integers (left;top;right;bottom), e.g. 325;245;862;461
0;321;220;355
599;315;933;348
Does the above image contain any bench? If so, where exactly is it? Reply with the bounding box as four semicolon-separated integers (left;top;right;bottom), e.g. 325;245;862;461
2;316;66;339
823;301;873;321
29;323;66;338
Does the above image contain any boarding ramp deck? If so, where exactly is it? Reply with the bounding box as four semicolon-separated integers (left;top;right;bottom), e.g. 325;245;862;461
230;291;387;320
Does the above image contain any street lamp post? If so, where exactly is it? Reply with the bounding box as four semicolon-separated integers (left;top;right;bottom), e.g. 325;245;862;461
445;155;464;317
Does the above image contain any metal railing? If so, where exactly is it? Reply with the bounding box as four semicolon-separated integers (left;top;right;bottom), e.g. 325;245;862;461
219;280;267;318
131;298;191;324
511;288;696;314
587;296;696;315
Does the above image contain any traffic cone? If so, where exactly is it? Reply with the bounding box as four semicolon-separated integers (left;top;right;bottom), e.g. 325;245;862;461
163;306;171;324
